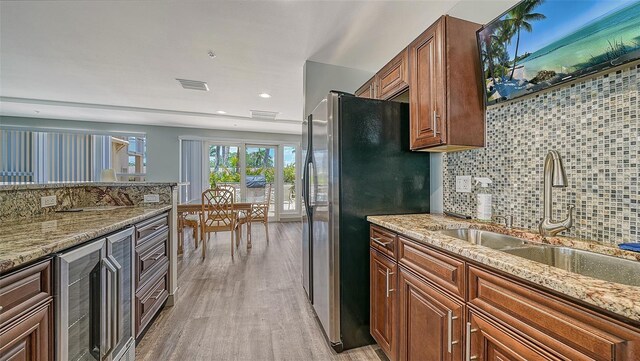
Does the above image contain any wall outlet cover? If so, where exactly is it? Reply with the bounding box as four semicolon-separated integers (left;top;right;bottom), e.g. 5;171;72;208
456;176;472;193
144;194;160;203
41;195;57;208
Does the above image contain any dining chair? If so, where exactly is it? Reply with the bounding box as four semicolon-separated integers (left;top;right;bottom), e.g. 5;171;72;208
177;207;200;254
239;183;272;247
200;188;241;259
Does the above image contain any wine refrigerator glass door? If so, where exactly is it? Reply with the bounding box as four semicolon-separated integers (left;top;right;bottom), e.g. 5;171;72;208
56;238;107;361
106;228;135;361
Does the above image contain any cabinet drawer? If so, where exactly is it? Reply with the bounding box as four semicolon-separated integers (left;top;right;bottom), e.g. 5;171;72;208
468;266;640;360
135;265;169;339
0;260;51;324
398;237;465;300
136;231;168;288
377;48;408;100
370;225;397;260
136;213;168;245
0;301;52;361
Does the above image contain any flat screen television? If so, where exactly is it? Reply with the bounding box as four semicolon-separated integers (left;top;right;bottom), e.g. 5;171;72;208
477;0;640;105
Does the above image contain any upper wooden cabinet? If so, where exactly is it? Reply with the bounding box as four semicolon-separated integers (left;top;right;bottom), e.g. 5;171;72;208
355;77;376;99
409;15;484;151
377;48;409;100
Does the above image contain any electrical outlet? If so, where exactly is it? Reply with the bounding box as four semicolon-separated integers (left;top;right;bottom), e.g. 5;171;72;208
41;195;57;208
143;194;160;203
456;176;472;193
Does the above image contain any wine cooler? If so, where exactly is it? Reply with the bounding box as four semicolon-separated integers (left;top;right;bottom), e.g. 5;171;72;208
56;227;135;361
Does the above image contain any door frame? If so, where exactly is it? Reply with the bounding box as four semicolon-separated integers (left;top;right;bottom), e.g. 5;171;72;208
180;136;301;221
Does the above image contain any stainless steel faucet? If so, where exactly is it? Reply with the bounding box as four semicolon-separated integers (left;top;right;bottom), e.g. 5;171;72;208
494;215;514;229
539;150;574;236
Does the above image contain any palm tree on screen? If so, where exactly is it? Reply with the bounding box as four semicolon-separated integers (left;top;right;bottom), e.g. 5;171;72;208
507;0;546;80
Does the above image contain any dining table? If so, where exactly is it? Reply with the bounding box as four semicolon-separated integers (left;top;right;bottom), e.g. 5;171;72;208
176;201;255;254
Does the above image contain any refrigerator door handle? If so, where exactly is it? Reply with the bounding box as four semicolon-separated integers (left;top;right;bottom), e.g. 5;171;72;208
103;257;117;357
107;254;122;349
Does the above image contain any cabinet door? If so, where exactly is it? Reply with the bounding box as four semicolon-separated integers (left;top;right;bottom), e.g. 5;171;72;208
377;49;409;100
370;248;397;360
409;18;445;149
468;311;562;361
355;77;376;99
0;302;52;361
398;267;463;361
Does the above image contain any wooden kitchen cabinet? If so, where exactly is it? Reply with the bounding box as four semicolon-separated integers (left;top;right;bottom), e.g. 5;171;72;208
370;224;640;361
468;310;562;361
0;260;53;361
398;267;463;361
135;212;170;341
355;77;376;99
408;16;484;151
370;248;397;360
377;48;409;100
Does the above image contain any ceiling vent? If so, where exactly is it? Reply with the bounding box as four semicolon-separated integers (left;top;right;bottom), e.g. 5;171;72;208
250;110;279;120
176;78;209;91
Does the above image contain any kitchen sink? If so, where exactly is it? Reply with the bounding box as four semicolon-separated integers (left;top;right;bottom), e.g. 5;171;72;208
440;228;640;287
439;228;532;250
503;245;640;287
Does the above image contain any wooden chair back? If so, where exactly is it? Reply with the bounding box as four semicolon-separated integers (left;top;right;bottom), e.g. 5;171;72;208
201;187;236;231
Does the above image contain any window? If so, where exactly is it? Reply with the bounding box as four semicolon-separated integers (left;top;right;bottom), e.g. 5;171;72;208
0;128;146;184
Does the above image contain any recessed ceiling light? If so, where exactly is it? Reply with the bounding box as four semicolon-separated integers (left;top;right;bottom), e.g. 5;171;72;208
258;93;271;98
208;50;216;59
34;110;40;114
216;110;227;114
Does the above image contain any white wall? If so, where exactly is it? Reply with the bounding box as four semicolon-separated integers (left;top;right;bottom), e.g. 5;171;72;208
303;60;374;118
0;116;299;182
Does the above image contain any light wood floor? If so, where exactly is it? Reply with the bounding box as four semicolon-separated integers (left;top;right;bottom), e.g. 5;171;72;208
135;222;387;361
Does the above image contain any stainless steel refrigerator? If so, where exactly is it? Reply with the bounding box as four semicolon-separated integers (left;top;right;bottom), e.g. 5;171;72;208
302;91;431;351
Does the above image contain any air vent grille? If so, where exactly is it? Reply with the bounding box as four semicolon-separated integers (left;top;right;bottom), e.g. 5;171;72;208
250;110;279;120
176;78;209;91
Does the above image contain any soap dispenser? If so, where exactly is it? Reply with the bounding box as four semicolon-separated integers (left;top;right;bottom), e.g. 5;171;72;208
474;177;493;221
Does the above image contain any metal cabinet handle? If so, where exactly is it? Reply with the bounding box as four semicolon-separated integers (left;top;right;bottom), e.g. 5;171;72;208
150;252;164;261
107;254;122;350
151;225;165;231
447;310;459;353
102;258;117;357
433;110;440;136
372;237;392;249
385;269;395;298
465;322;479;361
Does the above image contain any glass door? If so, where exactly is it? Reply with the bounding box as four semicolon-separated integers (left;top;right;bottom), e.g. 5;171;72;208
106;228;134;360
208;144;241;201
57;239;107;361
245;145;276;218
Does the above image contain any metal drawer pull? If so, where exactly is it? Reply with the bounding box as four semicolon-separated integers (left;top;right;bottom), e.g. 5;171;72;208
433;110;440;136
372;237;392;249
385;269;395;298
149;253;164;261
447;311;459;353
465;322;479;361
149;290;164;301
151;224;166;231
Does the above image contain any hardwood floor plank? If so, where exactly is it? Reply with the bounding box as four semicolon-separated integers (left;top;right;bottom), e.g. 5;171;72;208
136;222;385;361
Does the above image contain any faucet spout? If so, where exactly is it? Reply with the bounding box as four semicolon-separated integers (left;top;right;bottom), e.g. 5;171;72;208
539;151;574;237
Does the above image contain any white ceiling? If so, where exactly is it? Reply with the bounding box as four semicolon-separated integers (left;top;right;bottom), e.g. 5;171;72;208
0;0;516;134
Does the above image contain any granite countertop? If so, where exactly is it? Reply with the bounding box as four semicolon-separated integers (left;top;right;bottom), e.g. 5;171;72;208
0;205;172;273
0;181;178;191
367;213;640;322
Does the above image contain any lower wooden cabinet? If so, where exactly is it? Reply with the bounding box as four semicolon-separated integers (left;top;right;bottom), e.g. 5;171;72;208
370;248;397;360
0;260;53;361
398;267;463;361
468;310;562;361
0;302;52;361
370;224;640;361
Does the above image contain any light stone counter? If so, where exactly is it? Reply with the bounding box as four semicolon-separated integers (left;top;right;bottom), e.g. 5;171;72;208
367;213;640;322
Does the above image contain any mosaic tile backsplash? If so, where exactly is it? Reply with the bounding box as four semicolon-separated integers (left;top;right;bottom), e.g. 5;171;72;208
443;64;639;245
